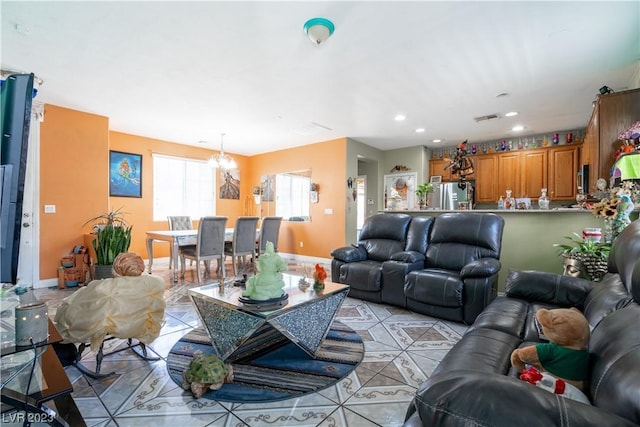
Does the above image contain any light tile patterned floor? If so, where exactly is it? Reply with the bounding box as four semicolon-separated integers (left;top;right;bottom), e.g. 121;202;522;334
34;258;467;427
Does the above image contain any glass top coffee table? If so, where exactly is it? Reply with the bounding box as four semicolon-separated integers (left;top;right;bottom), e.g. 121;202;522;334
188;275;349;361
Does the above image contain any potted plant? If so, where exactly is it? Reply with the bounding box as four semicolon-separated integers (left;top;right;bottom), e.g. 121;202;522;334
415;182;434;209
84;208;132;279
553;233;611;281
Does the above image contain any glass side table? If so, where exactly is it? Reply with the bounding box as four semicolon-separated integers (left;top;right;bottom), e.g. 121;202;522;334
1;287;82;426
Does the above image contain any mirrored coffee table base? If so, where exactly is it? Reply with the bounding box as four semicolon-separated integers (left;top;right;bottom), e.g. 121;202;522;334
188;276;349;361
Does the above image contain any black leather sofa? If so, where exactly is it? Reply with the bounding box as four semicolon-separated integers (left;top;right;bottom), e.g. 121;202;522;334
331;212;505;324
404;219;640;427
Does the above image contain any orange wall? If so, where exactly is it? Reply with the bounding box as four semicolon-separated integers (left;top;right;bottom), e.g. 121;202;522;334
40;105;109;279
108;131;249;258
247;139;347;258
39;104;347;280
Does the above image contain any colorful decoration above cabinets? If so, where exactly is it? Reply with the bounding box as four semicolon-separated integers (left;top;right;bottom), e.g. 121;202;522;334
444;140;475;190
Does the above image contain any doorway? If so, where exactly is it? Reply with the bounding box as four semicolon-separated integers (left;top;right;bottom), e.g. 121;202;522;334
17;106;42;288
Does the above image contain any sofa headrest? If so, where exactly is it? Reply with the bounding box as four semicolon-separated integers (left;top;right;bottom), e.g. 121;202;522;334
359;213;412;242
405;216;435;254
429;213;504;257
608;219;640;293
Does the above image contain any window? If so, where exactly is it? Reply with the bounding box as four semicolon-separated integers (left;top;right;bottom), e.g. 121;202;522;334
276;172;310;220
152;154;215;221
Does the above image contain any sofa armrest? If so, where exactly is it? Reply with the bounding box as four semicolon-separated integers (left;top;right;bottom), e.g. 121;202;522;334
410;370;636;427
460;258;501;279
505;270;594;308
331;245;367;263
390;251;425;264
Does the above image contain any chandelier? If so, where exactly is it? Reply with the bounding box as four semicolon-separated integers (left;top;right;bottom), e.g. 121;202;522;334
208;133;237;169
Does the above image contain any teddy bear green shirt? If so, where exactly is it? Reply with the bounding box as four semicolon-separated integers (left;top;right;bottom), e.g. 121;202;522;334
536;342;589;381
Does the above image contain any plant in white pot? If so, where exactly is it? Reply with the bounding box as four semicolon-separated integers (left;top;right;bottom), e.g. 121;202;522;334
415;182;434;210
84;208;132;279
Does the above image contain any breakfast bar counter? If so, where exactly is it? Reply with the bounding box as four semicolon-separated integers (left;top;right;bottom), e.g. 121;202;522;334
382;209;638;291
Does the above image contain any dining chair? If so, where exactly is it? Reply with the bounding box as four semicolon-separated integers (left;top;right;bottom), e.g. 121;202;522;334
180;216;227;283
167;216;194;269
224;216;260;276
257;216;283;256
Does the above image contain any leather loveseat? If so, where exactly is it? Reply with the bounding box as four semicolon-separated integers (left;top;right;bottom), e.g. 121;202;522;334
404;219;640;427
331;212;505;324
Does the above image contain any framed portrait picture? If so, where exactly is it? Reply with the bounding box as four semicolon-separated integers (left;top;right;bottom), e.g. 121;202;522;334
220;168;240;200
109;150;142;198
384;172;417;210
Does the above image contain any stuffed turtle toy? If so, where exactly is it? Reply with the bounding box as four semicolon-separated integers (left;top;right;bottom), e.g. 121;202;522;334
182;352;234;398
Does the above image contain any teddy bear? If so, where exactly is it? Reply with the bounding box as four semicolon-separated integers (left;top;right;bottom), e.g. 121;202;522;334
510;307;590;392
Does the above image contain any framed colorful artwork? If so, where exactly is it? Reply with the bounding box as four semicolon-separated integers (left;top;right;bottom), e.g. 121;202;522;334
109;150;142;198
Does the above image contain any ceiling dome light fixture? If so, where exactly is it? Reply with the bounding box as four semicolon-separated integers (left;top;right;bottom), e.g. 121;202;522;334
208;133;237;169
303;18;335;45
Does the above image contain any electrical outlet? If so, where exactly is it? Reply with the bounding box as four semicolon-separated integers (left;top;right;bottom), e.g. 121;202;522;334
299;241;304;248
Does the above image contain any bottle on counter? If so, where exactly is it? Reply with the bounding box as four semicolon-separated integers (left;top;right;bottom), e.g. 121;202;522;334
504;190;516;210
576;186;587;207
497;195;505;210
538;188;550;210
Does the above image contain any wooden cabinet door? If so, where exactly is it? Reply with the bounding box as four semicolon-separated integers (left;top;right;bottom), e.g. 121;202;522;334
475;155;498;203
521;150;548;199
497;152;521;198
429;159;453;181
548;146;579;200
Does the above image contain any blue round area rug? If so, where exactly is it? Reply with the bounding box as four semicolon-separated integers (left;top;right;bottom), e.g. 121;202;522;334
167;321;364;403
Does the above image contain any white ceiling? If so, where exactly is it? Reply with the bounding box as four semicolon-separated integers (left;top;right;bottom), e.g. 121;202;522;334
2;1;639;156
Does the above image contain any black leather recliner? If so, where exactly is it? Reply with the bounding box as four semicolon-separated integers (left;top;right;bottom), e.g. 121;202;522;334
404;212;505;323
404;219;640;427
330;213;415;303
331;212;503;323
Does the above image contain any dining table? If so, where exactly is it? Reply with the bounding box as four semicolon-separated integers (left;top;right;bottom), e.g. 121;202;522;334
145;228;258;282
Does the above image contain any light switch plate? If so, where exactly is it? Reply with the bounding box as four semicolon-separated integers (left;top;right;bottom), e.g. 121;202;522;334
44;205;56;213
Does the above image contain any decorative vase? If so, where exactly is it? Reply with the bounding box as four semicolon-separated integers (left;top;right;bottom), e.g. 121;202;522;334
504;190;515;210
93;264;114;280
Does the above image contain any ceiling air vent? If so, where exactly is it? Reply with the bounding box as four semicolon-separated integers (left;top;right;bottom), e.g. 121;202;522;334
474;113;501;123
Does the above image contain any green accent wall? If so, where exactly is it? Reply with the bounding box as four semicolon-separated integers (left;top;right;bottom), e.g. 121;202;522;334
394;210;638;292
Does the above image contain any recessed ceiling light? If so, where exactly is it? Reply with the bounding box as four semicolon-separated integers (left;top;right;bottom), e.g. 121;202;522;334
432;139;441;143
512;125;524;131
394;114;406;121
505;111;518;117
415;128;425;133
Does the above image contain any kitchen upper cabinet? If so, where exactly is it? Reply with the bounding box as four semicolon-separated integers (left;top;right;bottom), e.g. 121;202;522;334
522;150;548;199
475;155;498;203
496;149;547;199
472;146;579;204
429;158;453;181
429;156;476;182
548;145;580;201
497;152;522;197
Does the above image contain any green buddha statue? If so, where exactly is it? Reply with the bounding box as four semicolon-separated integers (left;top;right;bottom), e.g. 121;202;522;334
243;241;286;300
